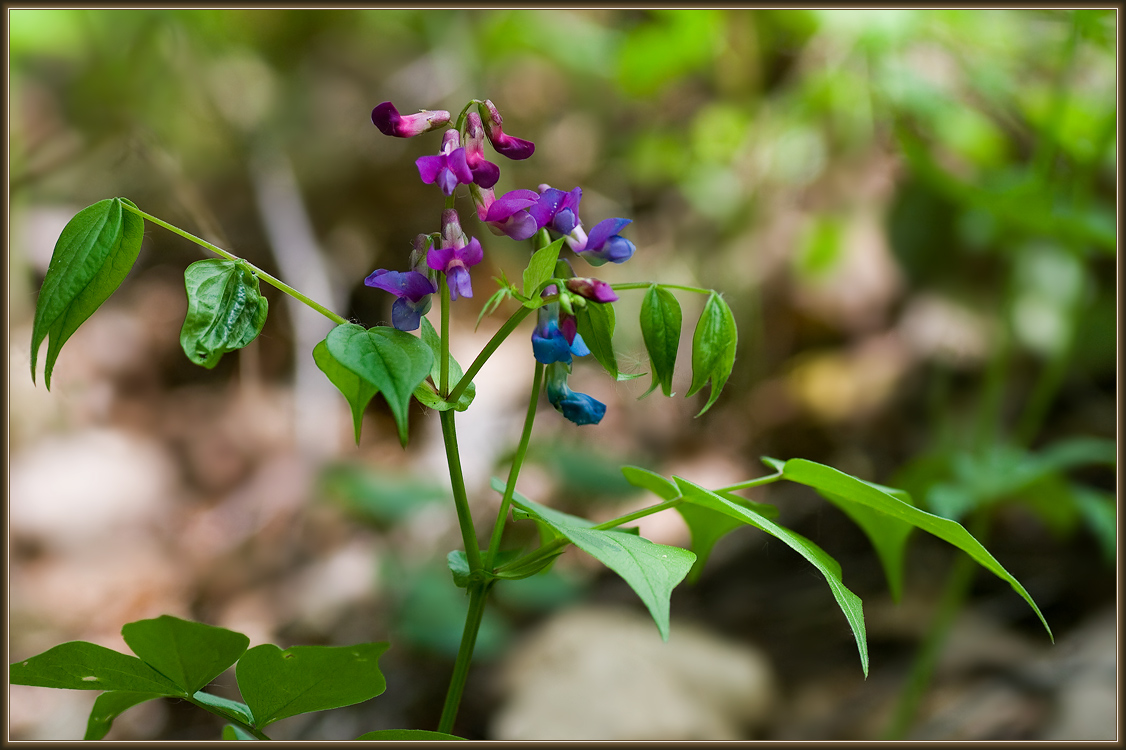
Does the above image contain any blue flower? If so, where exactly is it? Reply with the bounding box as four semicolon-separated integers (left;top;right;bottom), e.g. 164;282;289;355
567;217;636;266
545;362;606;426
531;301;589;365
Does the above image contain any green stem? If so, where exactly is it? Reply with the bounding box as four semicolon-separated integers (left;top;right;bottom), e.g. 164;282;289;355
440;409;482;572
446;305;535;405
122;203;348;327
881;515;989;740
717;471;784;493
611;282;714;294
437;581;489;735
440;281;451;396
484;361;544;570
494;497;683;575
184;695;271;740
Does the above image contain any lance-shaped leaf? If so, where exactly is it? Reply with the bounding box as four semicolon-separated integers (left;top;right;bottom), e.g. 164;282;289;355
31;197;145;389
673;476;870;676
180;259;269;369
236;642;390;728
85;691;164;741
357;729;466;740
522;236;564;299
414;317;475;412
9;641;184;694
574;300;617;378
639;285;682;397
505;484;694;641
193;690;255;726
621;465;779;583
686;292;737;416
325;323;433;447
779;458;1053;640
314;340;378;445
121;615;250;695
222;724;258;741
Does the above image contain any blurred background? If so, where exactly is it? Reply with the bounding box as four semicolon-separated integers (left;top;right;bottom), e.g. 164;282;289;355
8;8;1117;741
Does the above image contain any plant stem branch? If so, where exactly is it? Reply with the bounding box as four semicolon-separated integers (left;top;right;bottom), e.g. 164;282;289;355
440;410;482;573
437;581;489;734
440;281;451;396
122;203;348;326
484;361;544;570
611;282;714;294
446;305;534;404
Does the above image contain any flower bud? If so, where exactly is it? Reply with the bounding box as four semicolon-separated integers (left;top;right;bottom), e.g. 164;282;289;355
371;101;450;137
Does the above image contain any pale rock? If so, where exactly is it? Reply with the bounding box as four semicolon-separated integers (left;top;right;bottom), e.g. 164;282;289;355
492;605;775;741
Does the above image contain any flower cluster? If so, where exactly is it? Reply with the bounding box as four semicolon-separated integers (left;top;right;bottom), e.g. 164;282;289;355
365;98;636;426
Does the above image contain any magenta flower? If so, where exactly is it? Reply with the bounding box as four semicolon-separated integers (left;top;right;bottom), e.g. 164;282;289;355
473;187;541;241
371;101;450;138
364;269;437;332
530;185;583;236
567;218;636;266
428;209;484;300
464;112;500;189
479;100;535;160
565;277;618;303
416;129;474;196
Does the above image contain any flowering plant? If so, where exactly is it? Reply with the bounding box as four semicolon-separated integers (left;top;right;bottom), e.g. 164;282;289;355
12;97;1052;740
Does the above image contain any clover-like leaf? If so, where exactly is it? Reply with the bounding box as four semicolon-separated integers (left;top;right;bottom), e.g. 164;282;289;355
235;642;389;728
10;641;183;694
324;323;433;447
31;197;145;389
686;292;737;416
121;614;249;695
179;259;268;369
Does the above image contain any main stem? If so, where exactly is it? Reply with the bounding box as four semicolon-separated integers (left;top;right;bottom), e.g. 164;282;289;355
122;203;348;326
437;581;489;734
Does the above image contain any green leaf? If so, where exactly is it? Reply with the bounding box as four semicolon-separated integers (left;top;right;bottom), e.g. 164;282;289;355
193;690;255;725
222;724;258;740
9;641;184;694
313;340;378;445
414;317;475;412
476;285;512;329
504;482;695;641
85;691;162;741
674;476;869;676
780;458;1052;641
574;300;617;378
179;259;268;369
236;642;389;728
325;323;433;447
446;549;521;587
357;729;466;740
621;465;680;500
522;236;564;299
686;292;737;416
121;615;249;695
31;197;144;389
640;285;682;397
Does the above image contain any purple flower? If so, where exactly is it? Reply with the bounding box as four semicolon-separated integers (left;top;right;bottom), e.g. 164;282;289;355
529;185;583;236
371;101;450;138
464;112;500;189
479;100;535;160
416;129;474;196
364;269;437;331
565;277;618;303
473;187;542;241
567;218;636;266
545;362;606;426
427;209;484;300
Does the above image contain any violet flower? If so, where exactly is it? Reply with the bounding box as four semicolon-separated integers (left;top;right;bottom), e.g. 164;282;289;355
530;185;583;236
427;209;483;300
364;269;437;332
416;129;474;196
479;100;535;160
567;217;636;266
473;186;541;241
464;112;500;189
565;277;619;303
545;362;606;426
371;101;450;138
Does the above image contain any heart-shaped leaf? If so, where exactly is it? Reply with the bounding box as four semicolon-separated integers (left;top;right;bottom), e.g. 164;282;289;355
325;323;433;447
235;642;389;727
179;259;269;369
84;691;163;740
31;197;145;389
640;285;682;397
313;340;378;445
686;292;737;416
10;641;183;694
121;615;249;695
